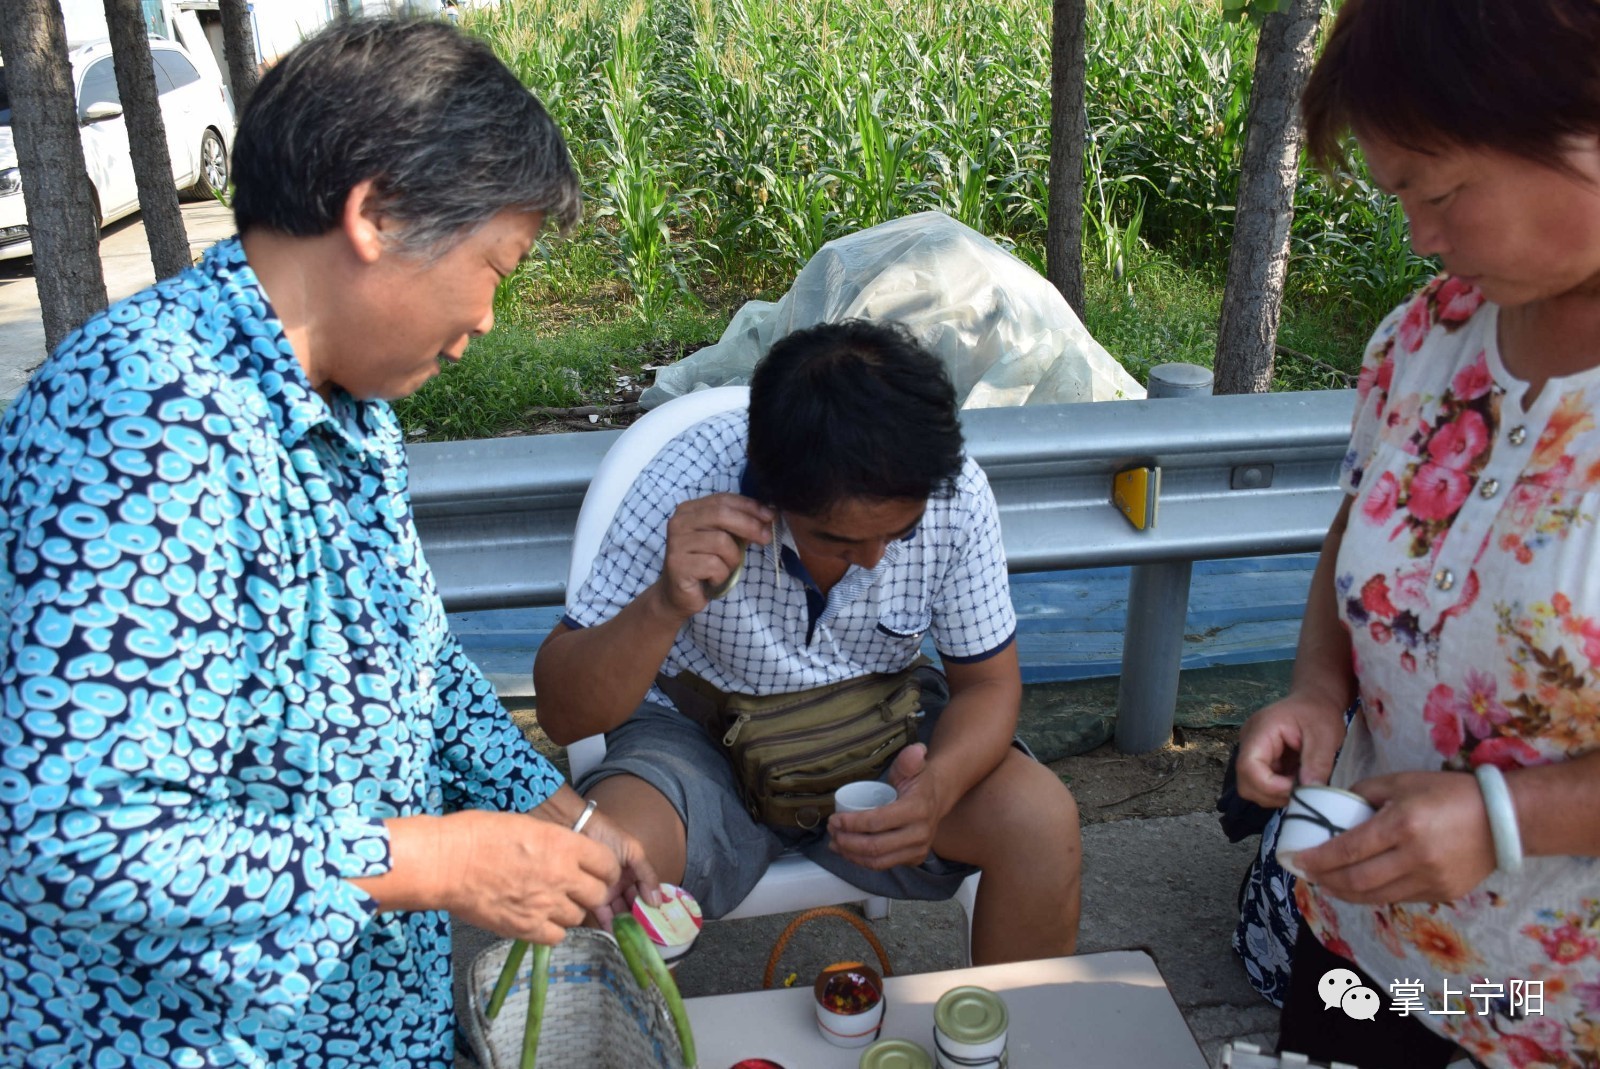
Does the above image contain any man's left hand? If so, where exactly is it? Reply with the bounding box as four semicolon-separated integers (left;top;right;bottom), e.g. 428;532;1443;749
1292;770;1496;904
825;743;948;870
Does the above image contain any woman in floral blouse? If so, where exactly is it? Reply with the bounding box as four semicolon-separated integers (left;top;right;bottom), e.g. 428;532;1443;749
1235;1;1600;1067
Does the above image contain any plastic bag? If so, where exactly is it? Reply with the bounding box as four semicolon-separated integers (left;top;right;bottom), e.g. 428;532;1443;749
640;211;1145;410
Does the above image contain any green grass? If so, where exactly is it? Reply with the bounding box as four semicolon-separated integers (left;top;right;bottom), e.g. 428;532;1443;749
1081;256;1367;394
395;0;1428;441
393;307;728;440
402;259;1368;441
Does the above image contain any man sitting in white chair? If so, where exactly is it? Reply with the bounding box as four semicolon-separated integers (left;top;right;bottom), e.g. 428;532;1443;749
534;319;1081;964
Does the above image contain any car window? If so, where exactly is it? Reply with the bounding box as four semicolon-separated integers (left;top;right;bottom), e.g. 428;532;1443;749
0;66;10;125
151;56;178;95
77;58;120;119
152;49;201;91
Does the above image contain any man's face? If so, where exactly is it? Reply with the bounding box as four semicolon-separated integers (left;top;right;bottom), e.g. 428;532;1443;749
782;496;926;579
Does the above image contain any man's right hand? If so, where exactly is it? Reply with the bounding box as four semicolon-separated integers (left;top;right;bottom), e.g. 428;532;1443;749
435;811;623;944
655;493;774;618
533;493;773;745
1235;694;1349;809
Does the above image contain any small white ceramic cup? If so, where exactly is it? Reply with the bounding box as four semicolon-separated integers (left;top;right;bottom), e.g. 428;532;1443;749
814;965;886;1048
834;781;898;814
1275;785;1376;878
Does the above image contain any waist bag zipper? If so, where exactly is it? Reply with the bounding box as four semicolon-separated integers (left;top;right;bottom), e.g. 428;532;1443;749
720;679;918;748
758;726;914;797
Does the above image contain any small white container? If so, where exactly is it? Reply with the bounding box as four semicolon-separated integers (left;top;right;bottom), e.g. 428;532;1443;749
1275;785;1376;878
814;964;886;1048
834;781;898;814
933;985;1007;1068
629;882;702;976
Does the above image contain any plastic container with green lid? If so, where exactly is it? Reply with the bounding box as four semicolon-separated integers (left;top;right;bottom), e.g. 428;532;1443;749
859;1037;934;1069
932;985;1008;1068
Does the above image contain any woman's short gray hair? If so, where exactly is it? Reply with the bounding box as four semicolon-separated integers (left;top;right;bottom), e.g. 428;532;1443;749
231;18;580;254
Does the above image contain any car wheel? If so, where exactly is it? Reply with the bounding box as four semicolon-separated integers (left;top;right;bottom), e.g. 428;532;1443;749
196;129;228;201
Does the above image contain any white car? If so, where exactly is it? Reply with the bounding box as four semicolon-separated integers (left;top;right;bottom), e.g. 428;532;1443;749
0;38;236;262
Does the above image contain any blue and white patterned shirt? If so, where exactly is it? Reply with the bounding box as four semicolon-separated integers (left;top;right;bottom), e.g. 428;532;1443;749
565;410;1016;698
0;238;562;1068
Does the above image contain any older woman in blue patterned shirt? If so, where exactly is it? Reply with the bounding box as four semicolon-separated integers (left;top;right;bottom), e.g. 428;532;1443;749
0;19;656;1068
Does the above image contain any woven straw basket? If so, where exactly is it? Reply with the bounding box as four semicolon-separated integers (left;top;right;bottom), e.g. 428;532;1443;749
461;927;688;1069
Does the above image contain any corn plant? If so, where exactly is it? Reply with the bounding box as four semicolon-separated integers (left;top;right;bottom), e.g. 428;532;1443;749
595;3;690;320
462;0;1429;377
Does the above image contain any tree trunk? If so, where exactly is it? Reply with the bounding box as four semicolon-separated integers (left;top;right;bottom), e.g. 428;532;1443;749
218;0;259;112
1213;0;1322;395
334;0;352;17
103;0;191;279
0;0;108;354
1044;0;1087;319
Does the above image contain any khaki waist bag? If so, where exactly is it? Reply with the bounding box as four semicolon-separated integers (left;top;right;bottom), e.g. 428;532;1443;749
656;658;930;831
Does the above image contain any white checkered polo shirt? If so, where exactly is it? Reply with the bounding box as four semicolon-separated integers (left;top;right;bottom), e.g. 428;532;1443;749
564;410;1016;698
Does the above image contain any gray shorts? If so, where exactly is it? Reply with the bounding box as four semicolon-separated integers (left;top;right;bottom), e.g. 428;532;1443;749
574;670;1030;919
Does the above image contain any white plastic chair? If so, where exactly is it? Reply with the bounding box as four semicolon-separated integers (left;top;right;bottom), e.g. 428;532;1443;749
562;386;979;960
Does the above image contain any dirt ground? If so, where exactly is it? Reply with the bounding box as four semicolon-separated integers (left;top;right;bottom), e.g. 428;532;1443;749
1049;725;1239;826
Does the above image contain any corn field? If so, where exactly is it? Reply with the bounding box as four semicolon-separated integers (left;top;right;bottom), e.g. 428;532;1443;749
461;0;1433;351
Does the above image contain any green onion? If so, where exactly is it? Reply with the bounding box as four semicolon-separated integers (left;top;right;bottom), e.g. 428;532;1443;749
487;939;551;1068
521;943;552;1069
487;939;529;1020
614;915;697;1068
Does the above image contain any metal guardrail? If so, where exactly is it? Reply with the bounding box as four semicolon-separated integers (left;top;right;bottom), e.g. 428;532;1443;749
410;429;613;611
965;388;1349;571
409;388;1355;752
410;389;1353;610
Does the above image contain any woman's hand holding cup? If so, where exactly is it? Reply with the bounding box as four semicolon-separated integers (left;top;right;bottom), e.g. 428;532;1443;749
1289;771;1500;905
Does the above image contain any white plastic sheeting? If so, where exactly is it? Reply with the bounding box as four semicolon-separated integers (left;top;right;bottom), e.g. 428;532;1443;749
639;211;1146;410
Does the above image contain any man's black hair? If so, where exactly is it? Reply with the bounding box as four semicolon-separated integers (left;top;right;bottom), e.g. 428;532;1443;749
747;319;964;516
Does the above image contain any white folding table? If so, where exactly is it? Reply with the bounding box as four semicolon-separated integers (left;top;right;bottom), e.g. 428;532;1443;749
685;950;1210;1068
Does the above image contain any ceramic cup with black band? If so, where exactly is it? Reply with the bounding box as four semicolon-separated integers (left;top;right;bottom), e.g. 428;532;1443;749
1274;784;1376;879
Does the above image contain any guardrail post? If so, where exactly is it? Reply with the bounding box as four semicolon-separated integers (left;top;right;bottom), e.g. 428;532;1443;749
1114;363;1215;754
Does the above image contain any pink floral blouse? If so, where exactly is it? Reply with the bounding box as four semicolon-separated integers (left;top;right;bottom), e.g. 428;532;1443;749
1301;275;1600;1066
